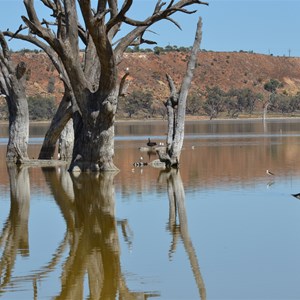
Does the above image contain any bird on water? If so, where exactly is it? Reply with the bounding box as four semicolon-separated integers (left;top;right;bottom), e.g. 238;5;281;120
266;170;275;176
291;193;300;199
147;138;157;147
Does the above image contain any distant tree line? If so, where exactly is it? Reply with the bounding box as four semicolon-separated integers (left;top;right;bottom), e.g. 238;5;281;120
0;95;56;121
125;45;194;54
117;79;300;119
10;45;196;55
1;79;299;121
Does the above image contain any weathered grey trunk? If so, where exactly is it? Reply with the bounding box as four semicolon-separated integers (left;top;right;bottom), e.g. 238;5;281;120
39;90;73;159
69;89;118;172
58;118;74;161
157;18;202;169
6;89;29;163
0;32;29;163
263;102;270;121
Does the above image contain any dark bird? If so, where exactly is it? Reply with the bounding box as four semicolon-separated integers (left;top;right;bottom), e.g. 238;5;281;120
291;193;300;199
266;170;275;176
147;138;157;147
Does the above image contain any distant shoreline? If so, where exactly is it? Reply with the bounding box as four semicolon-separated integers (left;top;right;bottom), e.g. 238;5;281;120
1;115;300;126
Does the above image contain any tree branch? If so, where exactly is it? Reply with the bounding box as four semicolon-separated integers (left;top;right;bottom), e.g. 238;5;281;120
179;17;202;99
4;30;72;91
166;73;178;106
79;0;117;92
118;69;130;96
114;0;208;63
106;0;133;33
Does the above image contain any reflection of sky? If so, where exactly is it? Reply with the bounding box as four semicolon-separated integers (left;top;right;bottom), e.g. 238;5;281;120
1;175;300;299
1;120;300;299
117;178;300;299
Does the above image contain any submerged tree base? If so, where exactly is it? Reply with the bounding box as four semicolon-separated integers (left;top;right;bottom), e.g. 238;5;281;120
7;159;69;168
69;161;119;173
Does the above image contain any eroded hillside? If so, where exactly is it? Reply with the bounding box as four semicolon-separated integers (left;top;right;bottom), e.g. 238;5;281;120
12;51;300;104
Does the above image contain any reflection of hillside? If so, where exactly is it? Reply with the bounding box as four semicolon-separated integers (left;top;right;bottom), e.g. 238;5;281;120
181;135;300;186
114;135;300;192
1;120;300;192
2;135;300;193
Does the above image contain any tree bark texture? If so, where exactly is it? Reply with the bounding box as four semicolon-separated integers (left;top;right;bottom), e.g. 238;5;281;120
5;88;29;163
39;90;73;159
0;32;29;163
158;18;203;168
69;92;118;172
58;118;74;161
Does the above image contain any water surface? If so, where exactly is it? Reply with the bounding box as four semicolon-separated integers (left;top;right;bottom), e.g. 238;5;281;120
0;119;300;299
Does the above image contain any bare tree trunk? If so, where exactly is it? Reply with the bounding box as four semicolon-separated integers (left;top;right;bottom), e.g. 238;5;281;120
157;18;202;169
0;33;29;163
263;102;269;121
58;118;74;161
6;91;29;163
39;91;73;159
69;90;118;172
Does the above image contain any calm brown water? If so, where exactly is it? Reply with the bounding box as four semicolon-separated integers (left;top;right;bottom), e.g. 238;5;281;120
1;119;300;299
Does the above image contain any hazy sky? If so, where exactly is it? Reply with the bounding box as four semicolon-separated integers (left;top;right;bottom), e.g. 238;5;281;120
0;0;299;57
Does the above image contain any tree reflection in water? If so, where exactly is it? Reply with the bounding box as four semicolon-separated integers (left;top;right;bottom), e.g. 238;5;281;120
0;164;30;290
159;169;206;300
0;165;159;299
0;165;204;299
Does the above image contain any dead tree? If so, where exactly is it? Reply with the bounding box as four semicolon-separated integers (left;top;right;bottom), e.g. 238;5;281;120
16;0;208;172
38;90;74;160
3;27;76;161
0;32;29;163
157;17;202;169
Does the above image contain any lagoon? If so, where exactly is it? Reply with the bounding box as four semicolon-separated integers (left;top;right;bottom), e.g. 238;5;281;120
0;119;300;299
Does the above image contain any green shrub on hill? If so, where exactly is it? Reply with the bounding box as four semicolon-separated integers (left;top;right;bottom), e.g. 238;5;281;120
28;95;56;120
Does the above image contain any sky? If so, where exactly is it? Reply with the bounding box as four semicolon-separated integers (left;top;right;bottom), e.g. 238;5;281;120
0;0;299;57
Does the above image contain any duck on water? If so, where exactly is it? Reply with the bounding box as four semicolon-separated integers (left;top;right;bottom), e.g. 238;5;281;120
147;138;157;147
